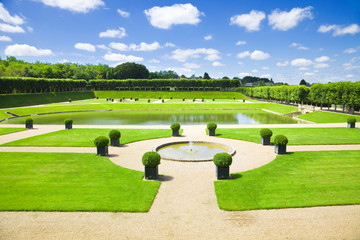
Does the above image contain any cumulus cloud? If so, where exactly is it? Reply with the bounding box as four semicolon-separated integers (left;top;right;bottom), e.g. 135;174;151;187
144;3;203;29
165;42;176;47
236;41;247;45
230;10;265;31
261;74;272;78
149;59;160;63
346;74;353;78
0;3;25;25
342;63;360;70
289;42;309;50
5;44;53;56
238;72;251;77
262;66;270;70
204;34;212;40
304;72;314;76
237;50;270;60
314;63;330;68
343;47;359;54
0;35;11;42
166;67;194;76
298;67;309;71
268;6;313;31
74;43;96;52
99;27;126;38
96;44;110;50
110;41;161;52
183;63;200;69
318;24;360;36
0;23;25;33
315;56;330;62
212;61;224;67
37;0;104;13
103;53;143;62
117;9;130;18
291;58;313;67
276;61;289;67
170;48;220;62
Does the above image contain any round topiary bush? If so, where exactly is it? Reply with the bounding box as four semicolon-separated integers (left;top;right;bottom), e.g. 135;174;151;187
260;128;273;138
109;130;121;140
94;136;109;147
207;122;217;130
142;152;161;167
213;153;233;167
170;122;180;131
64;119;73;125
274;135;288;145
347;117;356;124
25;118;33;124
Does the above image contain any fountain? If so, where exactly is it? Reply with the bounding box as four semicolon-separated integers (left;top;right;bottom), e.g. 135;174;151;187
154;141;235;162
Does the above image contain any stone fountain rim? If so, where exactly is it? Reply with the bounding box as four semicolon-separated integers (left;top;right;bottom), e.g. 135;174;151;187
153;140;236;162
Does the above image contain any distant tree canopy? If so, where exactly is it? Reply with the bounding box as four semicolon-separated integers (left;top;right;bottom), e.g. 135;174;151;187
203;72;211;79
114;62;149;79
149;70;179;79
242;76;272;85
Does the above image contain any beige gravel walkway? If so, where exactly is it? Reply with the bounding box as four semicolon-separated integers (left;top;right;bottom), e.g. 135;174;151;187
0;124;359;240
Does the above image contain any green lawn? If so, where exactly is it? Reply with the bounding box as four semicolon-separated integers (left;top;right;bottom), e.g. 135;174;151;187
215;127;360;145
2;128;176;147
0;128;27;136
215;151;360;211
297;111;360;123
0;152;160;212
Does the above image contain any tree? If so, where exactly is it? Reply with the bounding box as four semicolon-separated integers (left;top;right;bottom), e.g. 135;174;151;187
114;62;149;79
222;76;229;79
203;72;211;79
299;79;307;85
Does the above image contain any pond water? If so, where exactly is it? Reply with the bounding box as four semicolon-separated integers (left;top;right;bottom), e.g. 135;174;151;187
3;110;302;125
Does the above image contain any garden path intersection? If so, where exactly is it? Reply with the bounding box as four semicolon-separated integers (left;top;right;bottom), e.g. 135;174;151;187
0;123;359;239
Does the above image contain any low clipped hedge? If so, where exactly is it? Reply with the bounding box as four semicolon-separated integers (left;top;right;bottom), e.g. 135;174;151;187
207;122;217;130
142;152;161;168
213;153;233;167
274;135;288;146
94;136;109;147
109;130;121;140
347;117;357;124
170;123;180;131
64;119;73;125
25;118;33;124
260;128;272;138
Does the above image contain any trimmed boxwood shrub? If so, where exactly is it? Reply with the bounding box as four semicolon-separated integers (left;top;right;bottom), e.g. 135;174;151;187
25;118;33;124
109;130;121;140
142;152;161;168
213;153;232;167
274;135;288;146
207;122;217;130
64;119;73;125
94;136;109;147
260;128;272;138
347;117;356;124
170;122;180;131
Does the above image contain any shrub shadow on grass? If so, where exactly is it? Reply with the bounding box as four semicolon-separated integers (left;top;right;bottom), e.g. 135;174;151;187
230;173;243;179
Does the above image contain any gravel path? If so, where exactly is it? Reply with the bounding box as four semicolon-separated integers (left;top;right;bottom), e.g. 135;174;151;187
0;124;359;240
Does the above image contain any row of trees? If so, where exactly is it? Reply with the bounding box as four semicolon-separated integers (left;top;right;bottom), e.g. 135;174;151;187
239;81;360;111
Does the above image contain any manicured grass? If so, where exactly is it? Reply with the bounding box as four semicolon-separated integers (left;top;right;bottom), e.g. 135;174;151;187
297;111;360;123
0;91;94;109
215;151;360;211
215;127;360;145
0;152;160;212
2;128;177;147
94;90;247;99
0;128;27;136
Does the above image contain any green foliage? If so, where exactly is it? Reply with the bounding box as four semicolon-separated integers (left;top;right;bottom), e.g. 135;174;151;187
114;62;149;79
170;122;180;131
94;136;109;147
297;111;360;123
142;152;161;167
0;128;27;136
64;118;73;125
347;117;356;124
203;72;211;79
213;153;233;167
260;128;272;138
25;118;33;124
207;122;217;130
109;130;121;139
274;135;288;145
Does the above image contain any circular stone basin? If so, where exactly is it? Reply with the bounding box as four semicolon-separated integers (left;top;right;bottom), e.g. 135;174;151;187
154;141;236;162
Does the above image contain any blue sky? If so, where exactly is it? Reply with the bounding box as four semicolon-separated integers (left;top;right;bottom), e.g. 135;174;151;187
0;0;359;84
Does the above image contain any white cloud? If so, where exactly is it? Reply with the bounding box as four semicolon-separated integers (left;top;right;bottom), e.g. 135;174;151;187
236;41;247;46
0;3;25;25
74;43;96;52
117;9;130;18
260;74;272;78
262;66;270;70
109;42;128;51
314;63;330;68
27;26;33;32
343;47;359;54
250;50;270;60
315;56;330;62
276;61;289;67
230;10;266;31
0;35;11;42
342;63;360;70
170;48;220;62
252;69;258;73
149;59;160;63
96;44;110;50
238;61;243;65
237;51;250;58
291;58;313;66
304;72;314;76
0;23;25;33
238;72;251;77
212;61;224;67
5;44;53;56
318;24;360;36
37;0;104;13
166;67;194;76
350;56;360;63
268;6;313;31
165;42;176;47
183;63;200;69
346;74;353;78
103;53;143;62
289;42;309;50
136;42;161;51
144;3;203;29
99;27;126;38
204;34;212;40
298;67;310;71
110;41;161;52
